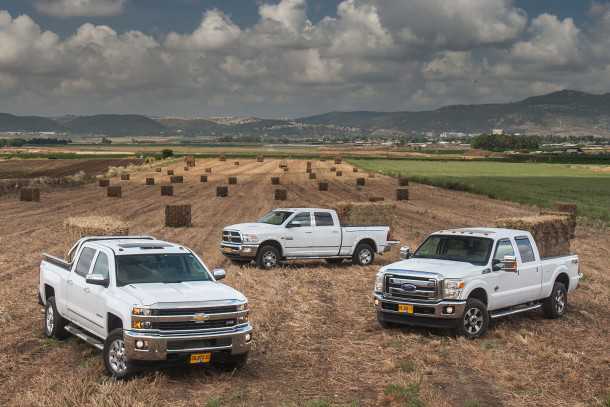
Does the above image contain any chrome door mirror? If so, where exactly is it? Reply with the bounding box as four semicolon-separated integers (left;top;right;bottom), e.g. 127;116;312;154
86;273;109;287
212;268;226;280
501;255;518;273
400;246;411;259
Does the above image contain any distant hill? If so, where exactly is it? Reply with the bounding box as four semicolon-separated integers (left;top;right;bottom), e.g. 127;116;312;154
63;114;166;136
0;113;65;132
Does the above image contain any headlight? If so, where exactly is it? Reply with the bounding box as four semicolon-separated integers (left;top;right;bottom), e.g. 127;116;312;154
374;273;384;293
131;307;152;316
443;279;465;299
131;320;152;329
237;302;249;311
242;234;259;243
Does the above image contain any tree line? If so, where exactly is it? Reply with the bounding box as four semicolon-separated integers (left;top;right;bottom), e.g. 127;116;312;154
0;138;71;147
471;134;539;151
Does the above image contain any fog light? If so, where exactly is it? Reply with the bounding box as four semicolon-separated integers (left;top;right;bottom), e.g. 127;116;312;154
445;306;454;314
374;298;380;306
245;333;252;342
243;247;252;253
136;340;144;349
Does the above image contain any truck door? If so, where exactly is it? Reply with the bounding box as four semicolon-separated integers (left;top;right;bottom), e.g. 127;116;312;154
514;236;542;302
282;212;314;256
79;250;111;337
312;211;342;256
66;246;96;328
489;238;521;309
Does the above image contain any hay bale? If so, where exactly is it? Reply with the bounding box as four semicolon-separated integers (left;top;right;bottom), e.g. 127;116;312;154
217;186;229;197
279;160;288;168
98;179;110;187
184;156;196;167
554;202;577;216
495;215;572;258
145;178;155;186
161;185;173;196
219;154;226;162
274;189;288;201
271;177;280;185
368;173;376;178
541;202;577;239
283;167;288;172
306;167;312;174
184;166;189;171
369;197;384;202
257;155;264;162
330;166;337;172
155;168;162;173
306;161;312;170
356;178;366;186
319;182;328;191
200;175;208;183
353;167;358;173
228;176;237;185
20;188;40;202
167;169;174;176
334;158;342;164
65;216;129;241
165;205;191;227
309;172;317;180
234;161;240;166
170;175;183;184
398;177;409;186
107;186;122;198
121;174;130;181
336;171;343;177
334;202;397;228
396;188;409;201
205;167;212;173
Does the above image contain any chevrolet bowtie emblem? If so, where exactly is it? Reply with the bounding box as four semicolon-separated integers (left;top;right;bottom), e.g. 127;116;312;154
193;313;208;322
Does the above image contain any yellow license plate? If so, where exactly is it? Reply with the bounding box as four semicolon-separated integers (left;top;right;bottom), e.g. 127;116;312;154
189;353;211;364
398;304;414;314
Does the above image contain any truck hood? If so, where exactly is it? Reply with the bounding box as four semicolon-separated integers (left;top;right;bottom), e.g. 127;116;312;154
224;222;281;234
119;281;247;307
381;258;487;279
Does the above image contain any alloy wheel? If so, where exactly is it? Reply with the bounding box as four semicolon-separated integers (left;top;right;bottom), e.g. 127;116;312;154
108;339;128;375
45;305;54;334
263;251;277;268
554;289;566;314
359;248;372;265
463;307;484;335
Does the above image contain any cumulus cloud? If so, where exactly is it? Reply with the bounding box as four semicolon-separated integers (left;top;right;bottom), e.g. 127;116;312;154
36;0;125;17
1;0;610;116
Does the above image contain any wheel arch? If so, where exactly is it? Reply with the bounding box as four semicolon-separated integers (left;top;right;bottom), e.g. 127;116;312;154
44;284;55;303
467;286;488;305
555;272;570;290
356;238;377;253
257;240;283;258
107;312;123;334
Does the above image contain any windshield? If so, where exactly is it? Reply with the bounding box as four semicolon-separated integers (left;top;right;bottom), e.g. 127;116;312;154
115;253;212;286
258;210;294;225
413;235;493;265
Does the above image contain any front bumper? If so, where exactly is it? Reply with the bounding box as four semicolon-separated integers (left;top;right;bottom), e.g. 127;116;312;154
374;293;466;327
124;324;252;361
384;240;401;253
220;243;259;259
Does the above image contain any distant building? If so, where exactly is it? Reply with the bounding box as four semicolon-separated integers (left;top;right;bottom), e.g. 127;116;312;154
491;129;504;135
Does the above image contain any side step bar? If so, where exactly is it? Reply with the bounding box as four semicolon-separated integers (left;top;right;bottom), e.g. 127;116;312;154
65;324;104;351
490;303;542;319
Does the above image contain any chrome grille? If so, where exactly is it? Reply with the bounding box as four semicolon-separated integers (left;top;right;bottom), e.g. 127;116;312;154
385;274;440;301
152;319;236;331
222;230;242;244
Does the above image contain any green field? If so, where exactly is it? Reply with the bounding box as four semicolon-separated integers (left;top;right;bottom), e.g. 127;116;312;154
350;159;610;223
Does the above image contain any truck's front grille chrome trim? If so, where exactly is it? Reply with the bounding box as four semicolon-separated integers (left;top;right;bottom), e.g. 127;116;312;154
384;272;441;302
222;230;242;244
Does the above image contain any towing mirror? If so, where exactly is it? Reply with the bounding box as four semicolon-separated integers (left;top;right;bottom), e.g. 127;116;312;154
86;274;109;287
212;268;226;281
400;246;412;259
501;255;518;273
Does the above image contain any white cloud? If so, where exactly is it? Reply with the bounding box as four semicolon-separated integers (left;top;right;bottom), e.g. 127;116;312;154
36;0;125;17
166;10;241;51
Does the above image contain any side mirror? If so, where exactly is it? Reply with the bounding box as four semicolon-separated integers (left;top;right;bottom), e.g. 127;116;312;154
86;274;109;287
501;255;518;273
400;246;411;259
213;268;226;281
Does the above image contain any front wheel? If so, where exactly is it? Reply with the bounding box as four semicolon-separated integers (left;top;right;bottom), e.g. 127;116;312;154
353;243;375;266
103;329;137;379
256;245;280;269
542;282;567;319
44;297;69;340
457;298;489;339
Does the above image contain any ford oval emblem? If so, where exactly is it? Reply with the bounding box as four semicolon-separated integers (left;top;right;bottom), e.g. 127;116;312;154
401;283;417;292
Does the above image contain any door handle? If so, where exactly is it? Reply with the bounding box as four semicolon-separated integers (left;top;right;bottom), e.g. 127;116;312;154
305;231;313;234
281;236;294;240
83;287;90;293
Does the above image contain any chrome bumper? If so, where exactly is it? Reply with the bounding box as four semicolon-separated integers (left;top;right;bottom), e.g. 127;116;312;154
124;324;252;361
383;240;400;253
220;243;259;259
374;293;466;319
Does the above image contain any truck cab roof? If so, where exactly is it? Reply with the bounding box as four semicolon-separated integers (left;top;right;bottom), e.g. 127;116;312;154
273;208;334;212
432;228;532;240
73;236;189;256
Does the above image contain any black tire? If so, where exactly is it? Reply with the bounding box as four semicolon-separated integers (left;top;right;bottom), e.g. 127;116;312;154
103;328;137;380
256;245;280;269
457;298;489;339
542;282;568;319
215;352;248;371
44;297;69;340
325;258;344;265
353;243;375;266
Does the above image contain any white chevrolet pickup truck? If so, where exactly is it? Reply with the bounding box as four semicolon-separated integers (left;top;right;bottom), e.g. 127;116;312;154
220;207;399;269
39;236;252;378
373;228;582;338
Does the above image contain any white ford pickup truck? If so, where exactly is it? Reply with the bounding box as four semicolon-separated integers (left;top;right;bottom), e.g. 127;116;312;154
373;228;582;338
39;236;252;378
220;207;399;269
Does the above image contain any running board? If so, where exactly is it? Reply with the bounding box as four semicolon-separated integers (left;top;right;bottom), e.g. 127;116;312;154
490;303;542;319
284;256;351;260
65;324;104;350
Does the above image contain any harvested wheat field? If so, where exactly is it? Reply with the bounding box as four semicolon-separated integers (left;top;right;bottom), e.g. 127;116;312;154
0;158;608;407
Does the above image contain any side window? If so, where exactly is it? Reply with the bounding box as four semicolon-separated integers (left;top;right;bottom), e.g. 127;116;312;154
314;212;334;226
515;237;536;263
75;247;96;277
290;212;311;227
493;239;515;262
91;252;110;279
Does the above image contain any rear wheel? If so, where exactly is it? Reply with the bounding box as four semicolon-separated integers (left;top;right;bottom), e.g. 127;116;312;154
543;282;567;319
353;243;374;266
457;298;489;339
103;329;137;380
44;297;69;340
256;245;280;269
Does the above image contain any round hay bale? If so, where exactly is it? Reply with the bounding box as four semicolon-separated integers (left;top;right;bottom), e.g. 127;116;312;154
228;176;238;185
161;185;173;196
396;188;409;201
309;172;317;180
167;169;174;176
65;216;129;241
20;188;40;202
398;177;409;186
145;178;155;186
120;174;130;181
319;182;328;191
170;175;184;184
98;179;110;187
205;167;212;173
274;189;288;201
165;205;191;228
217;186;229;197
107;186;122;198
200;175;208;183
271;177;280;185
356;178;366;186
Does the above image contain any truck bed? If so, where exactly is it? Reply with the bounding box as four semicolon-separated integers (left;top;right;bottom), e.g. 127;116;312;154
42;254;71;271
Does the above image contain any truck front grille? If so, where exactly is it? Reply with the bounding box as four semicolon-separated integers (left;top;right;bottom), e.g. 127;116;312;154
166;337;231;351
385;274;440;302
222;230;242;244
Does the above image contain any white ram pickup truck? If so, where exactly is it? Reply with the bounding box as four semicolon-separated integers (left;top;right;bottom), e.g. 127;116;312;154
39;236;252;378
221;208;399;269
373;228;582;338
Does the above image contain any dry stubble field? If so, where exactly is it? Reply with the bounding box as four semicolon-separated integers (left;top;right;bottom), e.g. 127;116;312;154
0;158;608;407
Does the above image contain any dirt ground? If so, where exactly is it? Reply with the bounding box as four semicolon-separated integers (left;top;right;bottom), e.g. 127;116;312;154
0;158;142;179
0;158;608;407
